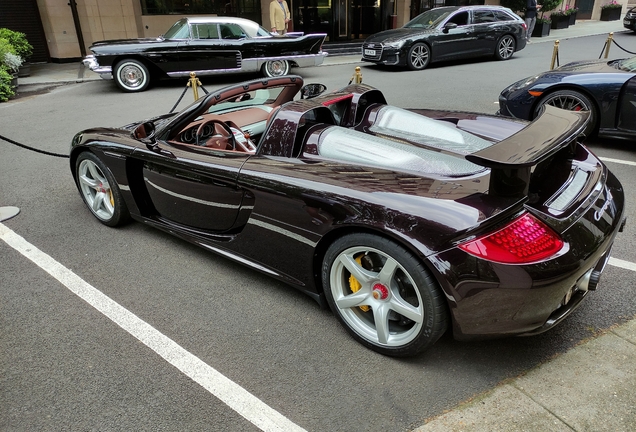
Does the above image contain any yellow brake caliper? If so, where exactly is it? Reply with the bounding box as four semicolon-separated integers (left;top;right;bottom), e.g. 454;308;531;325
348;255;370;312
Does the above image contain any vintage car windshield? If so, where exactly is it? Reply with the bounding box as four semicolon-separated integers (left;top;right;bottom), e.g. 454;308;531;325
206;87;287;114
618;56;636;72
163;19;191;39
404;9;454;29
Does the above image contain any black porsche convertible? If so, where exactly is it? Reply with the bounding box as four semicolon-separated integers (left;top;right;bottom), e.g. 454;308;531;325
70;76;625;357
83;17;327;92
498;56;636;140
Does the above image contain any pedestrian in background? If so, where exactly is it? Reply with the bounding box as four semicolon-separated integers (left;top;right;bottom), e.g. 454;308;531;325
525;0;542;42
270;0;291;35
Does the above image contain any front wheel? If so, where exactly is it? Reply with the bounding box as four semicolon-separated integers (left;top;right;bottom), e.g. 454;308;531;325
495;35;516;61
407;43;431;71
114;59;150;92
322;233;448;357
534;90;597;137
75;152;130;227
261;60;290;77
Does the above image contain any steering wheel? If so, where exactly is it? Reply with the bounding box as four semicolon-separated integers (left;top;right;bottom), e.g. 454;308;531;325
196;119;236;150
225;120;257;153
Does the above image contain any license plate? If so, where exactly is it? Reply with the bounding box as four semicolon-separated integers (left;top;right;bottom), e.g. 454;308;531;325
364;49;376;56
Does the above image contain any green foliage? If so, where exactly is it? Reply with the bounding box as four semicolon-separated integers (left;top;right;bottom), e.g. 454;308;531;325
540;0;564;14
601;1;622;9
500;0;527;16
0;28;33;59
0;66;15;102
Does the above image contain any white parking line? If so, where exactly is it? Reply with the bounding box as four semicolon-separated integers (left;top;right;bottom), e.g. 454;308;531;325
609;257;636;272
599;157;636;167
0;222;307;432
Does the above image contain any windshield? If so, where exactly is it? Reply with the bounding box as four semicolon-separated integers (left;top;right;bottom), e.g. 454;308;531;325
404;8;454;29
163;19;191;39
206;87;287;114
618;56;636;72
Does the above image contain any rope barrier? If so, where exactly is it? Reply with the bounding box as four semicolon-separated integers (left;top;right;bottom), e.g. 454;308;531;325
169;72;209;113
0;133;69;158
611;38;636;55
348;66;363;85
550;40;560;70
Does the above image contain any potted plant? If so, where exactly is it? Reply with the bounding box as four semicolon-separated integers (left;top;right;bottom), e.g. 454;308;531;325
533;17;552;37
550;10;570;29
601;1;623;21
0;38;18;101
566;6;578;25
0;28;33;77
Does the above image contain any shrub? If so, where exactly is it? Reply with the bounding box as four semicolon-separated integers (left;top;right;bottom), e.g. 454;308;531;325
0;28;32;59
0;67;15;102
601;1;622;9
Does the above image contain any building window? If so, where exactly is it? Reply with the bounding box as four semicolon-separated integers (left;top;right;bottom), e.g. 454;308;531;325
140;0;223;15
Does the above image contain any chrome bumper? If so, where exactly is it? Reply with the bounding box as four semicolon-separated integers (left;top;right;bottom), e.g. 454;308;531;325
82;55;113;80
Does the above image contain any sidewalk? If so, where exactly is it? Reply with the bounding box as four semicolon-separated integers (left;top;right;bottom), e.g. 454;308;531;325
14;18;636;432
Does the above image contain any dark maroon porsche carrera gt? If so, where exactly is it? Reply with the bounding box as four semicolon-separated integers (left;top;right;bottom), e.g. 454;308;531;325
70;76;625;357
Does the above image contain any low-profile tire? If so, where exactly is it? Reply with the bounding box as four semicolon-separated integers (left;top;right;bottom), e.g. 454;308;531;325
407;43;431;71
495;35;516;60
75;152;130;227
114;59;150;92
534;89;597;137
322;233;448;357
261;60;291;77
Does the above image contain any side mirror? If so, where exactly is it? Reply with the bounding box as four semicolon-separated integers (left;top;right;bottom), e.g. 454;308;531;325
301;83;327;99
443;22;458;33
134;121;156;142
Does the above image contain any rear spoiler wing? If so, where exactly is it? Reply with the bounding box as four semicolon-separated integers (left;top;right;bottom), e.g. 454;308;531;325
465;105;589;197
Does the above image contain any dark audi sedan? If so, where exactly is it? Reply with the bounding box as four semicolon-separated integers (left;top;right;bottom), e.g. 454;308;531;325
362;6;527;71
625;7;636;32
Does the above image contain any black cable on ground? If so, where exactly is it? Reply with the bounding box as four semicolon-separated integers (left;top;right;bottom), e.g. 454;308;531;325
169;86;190;113
0;134;69;158
598;41;608;59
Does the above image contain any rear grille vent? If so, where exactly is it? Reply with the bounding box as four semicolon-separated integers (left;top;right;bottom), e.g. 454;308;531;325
236;52;242;68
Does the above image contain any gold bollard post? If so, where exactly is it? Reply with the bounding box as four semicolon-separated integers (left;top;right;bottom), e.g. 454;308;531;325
604;32;614;59
349;66;363;84
550;40;560;70
187;71;202;100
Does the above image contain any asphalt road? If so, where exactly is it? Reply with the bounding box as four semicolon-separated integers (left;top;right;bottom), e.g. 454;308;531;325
1;33;635;432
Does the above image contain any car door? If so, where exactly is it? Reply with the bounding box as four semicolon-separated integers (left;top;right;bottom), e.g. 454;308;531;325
433;11;477;61
177;23;242;73
471;9;502;55
132;142;251;232
617;76;636;132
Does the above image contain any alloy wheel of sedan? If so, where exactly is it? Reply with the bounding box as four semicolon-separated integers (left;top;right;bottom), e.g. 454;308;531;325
75;152;129;227
114;59;150;92
323;234;447;357
262;60;291;77
535;90;597;136
407;43;431;71
495;35;516;60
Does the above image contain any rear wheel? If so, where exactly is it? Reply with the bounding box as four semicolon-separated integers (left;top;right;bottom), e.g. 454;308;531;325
261;60;290;77
535;89;597;136
407;43;431;71
495;35;516;60
114;59;150;92
322;233;448;357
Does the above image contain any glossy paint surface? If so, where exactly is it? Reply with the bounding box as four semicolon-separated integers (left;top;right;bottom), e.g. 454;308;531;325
70;76;625;340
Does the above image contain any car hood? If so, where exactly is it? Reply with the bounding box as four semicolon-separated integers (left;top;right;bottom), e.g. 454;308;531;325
555;59;622;73
364;28;435;44
90;37;165;48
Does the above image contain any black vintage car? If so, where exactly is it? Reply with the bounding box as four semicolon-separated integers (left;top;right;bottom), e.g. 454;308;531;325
70;76;624;357
498;57;636;139
362;6;527;71
83;17;327;92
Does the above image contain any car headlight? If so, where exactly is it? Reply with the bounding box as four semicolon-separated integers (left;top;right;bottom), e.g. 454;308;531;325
383;40;406;49
506;75;541;93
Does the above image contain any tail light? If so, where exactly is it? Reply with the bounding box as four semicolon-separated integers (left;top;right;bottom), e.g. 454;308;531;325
459;213;564;264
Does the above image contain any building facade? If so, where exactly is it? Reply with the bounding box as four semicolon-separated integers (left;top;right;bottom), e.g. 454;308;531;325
0;0;631;63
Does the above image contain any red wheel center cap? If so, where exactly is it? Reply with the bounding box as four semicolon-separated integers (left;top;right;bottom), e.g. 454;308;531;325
372;283;389;300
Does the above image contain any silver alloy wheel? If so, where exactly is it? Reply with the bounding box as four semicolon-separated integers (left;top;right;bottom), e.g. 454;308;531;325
497;35;515;60
262;60;290;77
408;43;430;70
542;93;590;112
115;60;149;91
329;245;425;347
78;159;115;221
